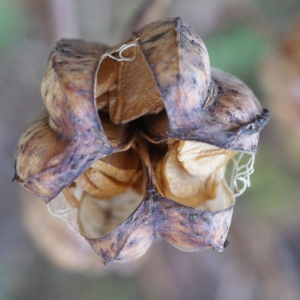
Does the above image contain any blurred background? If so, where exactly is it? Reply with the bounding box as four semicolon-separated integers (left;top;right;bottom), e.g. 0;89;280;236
1;0;300;299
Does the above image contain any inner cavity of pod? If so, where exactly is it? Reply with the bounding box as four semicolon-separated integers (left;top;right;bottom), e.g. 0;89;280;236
95;42;165;125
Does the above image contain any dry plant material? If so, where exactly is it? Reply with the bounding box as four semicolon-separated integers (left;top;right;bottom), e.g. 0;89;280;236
14;18;269;265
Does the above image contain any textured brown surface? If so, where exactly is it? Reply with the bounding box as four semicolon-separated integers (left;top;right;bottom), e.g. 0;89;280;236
87;192;233;265
135;18;269;151
14;40;114;201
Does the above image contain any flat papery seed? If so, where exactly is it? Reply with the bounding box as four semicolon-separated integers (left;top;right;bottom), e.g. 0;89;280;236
96;57;118;98
177;141;236;177
78;168;132;199
91;148;139;183
75;171;129;199
75;173;103;198
109;46;164;124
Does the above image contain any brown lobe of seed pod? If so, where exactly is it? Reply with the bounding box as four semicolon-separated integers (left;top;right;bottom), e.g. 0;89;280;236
92;148;139;182
134;17;211;130
134;18;269;152
141;70;270;152
15;39;115;201
85;184;233;265
207;69;264;130
198;69;270;152
14;114;69;200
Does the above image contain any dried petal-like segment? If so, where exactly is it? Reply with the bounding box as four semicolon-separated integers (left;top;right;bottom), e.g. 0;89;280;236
177;141;236;177
109;43;164;124
155;140;235;208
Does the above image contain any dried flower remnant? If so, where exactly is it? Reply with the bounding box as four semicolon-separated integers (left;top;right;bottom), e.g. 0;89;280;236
14;18;270;265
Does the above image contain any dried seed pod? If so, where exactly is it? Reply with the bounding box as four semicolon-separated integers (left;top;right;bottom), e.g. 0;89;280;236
14;17;269;264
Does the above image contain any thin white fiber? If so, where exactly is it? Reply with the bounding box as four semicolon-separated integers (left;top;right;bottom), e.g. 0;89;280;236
228;153;255;197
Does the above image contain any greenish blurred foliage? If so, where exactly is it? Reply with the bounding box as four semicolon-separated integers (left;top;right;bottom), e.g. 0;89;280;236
0;0;24;55
246;146;296;216
255;0;300;28
205;25;271;91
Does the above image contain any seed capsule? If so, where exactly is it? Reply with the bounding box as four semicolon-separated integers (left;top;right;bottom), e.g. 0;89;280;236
14;17;269;264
